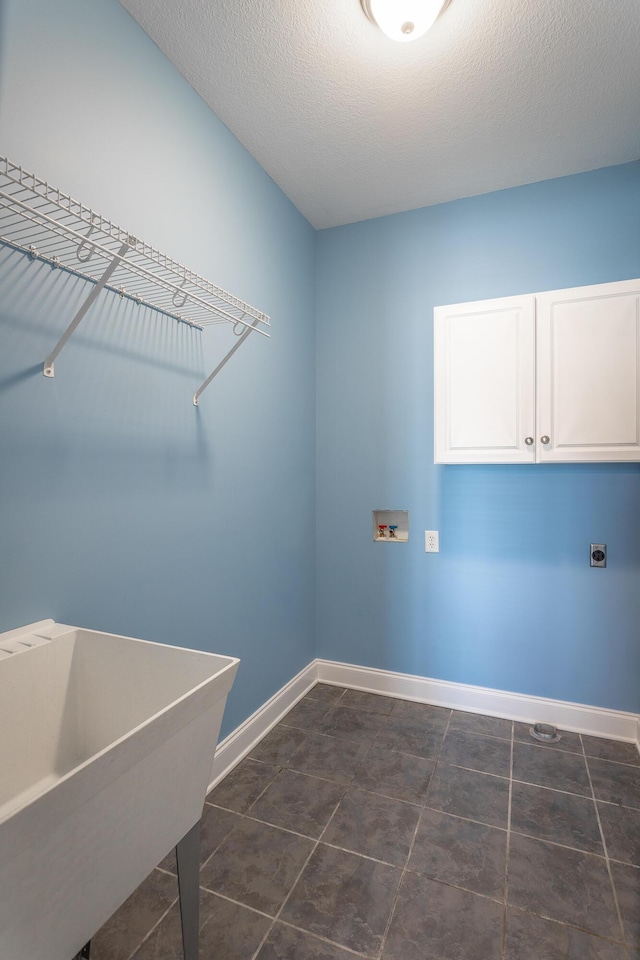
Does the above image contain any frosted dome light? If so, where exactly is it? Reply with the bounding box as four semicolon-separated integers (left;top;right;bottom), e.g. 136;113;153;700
361;0;449;42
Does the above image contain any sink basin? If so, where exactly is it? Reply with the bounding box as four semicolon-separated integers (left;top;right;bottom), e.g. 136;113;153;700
0;619;239;960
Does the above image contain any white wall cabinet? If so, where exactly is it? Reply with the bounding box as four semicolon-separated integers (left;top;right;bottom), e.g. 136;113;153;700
434;278;640;464
434;294;536;464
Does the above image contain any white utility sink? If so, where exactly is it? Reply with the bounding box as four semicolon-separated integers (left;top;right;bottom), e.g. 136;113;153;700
0;619;239;960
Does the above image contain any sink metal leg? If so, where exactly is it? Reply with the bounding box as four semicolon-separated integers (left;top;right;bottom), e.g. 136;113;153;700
176;821;201;960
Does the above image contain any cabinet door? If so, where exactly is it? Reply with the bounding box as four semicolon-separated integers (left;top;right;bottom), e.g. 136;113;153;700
434;295;536;463
537;279;640;462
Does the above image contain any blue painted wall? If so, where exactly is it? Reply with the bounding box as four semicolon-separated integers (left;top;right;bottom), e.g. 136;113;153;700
316;163;640;713
0;0;317;735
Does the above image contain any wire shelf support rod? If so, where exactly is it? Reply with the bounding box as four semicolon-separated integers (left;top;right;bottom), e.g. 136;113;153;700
43;240;131;377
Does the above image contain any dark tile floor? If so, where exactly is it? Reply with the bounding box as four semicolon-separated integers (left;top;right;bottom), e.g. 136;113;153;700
91;684;640;960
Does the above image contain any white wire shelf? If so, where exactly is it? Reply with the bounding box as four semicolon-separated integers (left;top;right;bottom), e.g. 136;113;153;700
0;156;271;403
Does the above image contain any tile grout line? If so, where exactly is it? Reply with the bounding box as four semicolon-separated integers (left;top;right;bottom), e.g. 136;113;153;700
248;765;429;808
210;761;640;816
197;884;275;919
243;710;581;952
208;809;509;905
274;918;372;957
501;721;515;960
374;709;454;960
247;826;320;959
247;704;443;960
309;698;640;767
509;776;609;803
276;692;640;766
247;715;371;960
252;734;640;775
505;828;610;861
447;729;512;744
211;794;562;894
184;695;350;960
245;826;412;869
124;884;180;960
580;733;628;949
196;878;392;960
504;903;631;945
130;803;287;960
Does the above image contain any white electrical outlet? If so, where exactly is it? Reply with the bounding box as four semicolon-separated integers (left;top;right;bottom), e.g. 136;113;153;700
425;530;439;553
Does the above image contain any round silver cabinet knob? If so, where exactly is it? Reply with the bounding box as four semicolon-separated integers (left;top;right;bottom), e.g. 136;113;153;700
541;435;550;444
524;437;534;446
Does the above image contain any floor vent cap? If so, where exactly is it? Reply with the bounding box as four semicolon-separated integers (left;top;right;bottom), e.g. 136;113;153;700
529;722;560;743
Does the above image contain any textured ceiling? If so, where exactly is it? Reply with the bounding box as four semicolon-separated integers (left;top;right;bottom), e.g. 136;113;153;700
120;0;640;229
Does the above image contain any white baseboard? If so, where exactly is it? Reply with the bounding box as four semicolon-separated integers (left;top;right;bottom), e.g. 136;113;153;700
208;661;318;791
317;659;640;746
209;658;639;789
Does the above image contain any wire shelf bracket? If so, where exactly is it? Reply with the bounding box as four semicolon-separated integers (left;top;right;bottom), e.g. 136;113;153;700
0;157;271;401
43;239;131;378
193;316;261;405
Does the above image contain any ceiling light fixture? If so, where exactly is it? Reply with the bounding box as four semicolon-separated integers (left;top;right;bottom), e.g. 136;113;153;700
360;0;450;42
